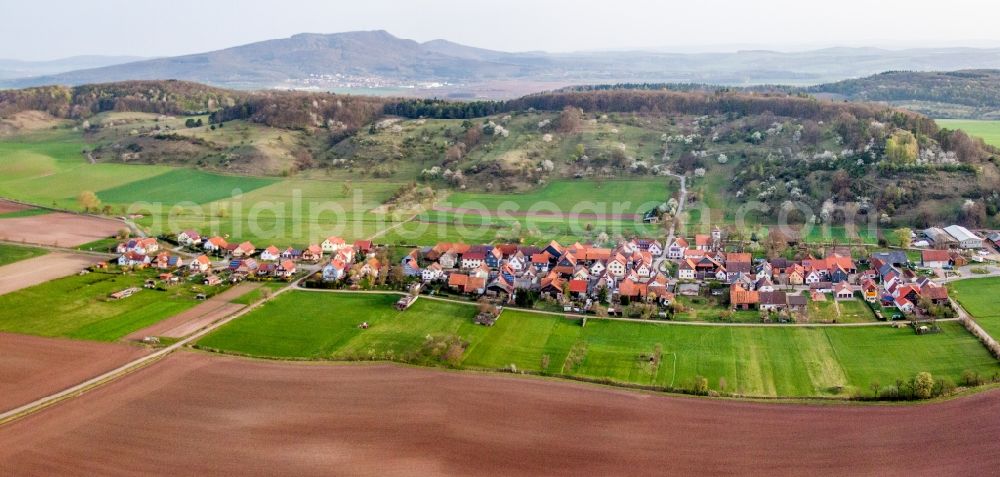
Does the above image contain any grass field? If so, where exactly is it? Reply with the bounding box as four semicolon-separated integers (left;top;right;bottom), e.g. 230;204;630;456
936;119;1000;147
96;169;277;205
949;277;1000;338
0;243;48;266
0;137;173;209
0;270;209;341
198;291;999;397
446;179;671;213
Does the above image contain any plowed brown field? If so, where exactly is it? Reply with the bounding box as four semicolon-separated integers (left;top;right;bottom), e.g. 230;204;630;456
1;352;998;476
0;333;148;412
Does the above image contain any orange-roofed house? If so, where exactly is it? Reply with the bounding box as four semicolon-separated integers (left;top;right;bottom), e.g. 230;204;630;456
730;284;759;310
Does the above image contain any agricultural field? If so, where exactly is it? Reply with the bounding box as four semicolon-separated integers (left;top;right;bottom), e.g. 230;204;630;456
446;179;671;213
198;291;999;397
0;269;215;341
949;277;1000;338
0;136;174;210
0;243;47;267
936;119;1000;147
95;169;276;206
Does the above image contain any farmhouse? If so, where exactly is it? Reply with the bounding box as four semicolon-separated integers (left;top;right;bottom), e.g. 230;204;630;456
834;282;854;300
189;255;212;273
232;241;256;258
759;291;787;312
321;236;348;253
730;285;759;310
177;230;202;246
921;249;951;268
422;262;444;282
260;245;281;261
302;245;323;262
203;236;229;253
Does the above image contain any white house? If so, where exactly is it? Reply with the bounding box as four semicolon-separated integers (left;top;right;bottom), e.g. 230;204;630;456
677;259;696;280
589;260;606;276
422;263;444;282
203;236;228;253
666;237;688;259
177;230;202;246
260;245;281;261
321;236;348;253
322;259;348;281
189;255;212;273
607;256;627;278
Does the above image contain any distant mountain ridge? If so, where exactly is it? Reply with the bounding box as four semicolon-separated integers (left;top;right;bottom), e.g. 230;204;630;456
6;31;1000;96
0;55;146;80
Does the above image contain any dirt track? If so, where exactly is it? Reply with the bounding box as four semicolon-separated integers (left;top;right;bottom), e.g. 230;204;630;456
1;352;999;476
0;212;120;247
0;333;148;413
123;283;260;340
0;253;103;296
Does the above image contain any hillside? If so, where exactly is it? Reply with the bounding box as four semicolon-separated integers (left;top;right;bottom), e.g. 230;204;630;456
806;70;1000;119
1;80;998;233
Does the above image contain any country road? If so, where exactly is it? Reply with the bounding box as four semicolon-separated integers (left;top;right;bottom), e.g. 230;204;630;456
660;141;687;249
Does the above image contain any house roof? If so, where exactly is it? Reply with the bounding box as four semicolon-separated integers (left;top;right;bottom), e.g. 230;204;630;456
568;279;589;293
730;285;760;305
759;291;786;306
872;251;908;265
922;249;951;263
944;225;981;242
922;285;949;300
695;234;710;246
786;294;808;306
726;252;752;263
465;277;487;293
448;273;469;287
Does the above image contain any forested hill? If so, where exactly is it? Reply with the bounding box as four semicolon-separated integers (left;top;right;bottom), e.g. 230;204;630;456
804;70;1000;119
557;71;1000;119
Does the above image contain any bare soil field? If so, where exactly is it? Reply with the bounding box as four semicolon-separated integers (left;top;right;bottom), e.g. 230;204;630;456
0;253;103;296
0;212;121;247
123;283;260;340
1;352;998;476
0;333;148;413
0;201;28;214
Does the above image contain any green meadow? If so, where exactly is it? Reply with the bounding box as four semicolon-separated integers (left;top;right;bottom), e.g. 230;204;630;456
0;270;207;341
949;277;1000;338
198;291;999;398
936;119;1000;147
96;169;276;205
0;243;48;267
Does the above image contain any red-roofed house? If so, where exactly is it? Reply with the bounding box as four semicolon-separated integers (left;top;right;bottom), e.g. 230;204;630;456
568;279;589;298
921;249;951;268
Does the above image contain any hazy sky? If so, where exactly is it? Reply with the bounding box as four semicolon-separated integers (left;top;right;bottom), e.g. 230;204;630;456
4;0;1000;60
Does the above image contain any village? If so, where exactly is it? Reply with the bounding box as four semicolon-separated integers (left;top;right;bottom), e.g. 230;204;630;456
103;221;999;326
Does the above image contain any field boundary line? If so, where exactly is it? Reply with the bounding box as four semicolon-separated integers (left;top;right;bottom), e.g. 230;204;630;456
295;286;954;328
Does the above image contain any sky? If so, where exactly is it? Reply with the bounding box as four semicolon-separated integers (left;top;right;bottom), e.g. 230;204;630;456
4;0;1000;60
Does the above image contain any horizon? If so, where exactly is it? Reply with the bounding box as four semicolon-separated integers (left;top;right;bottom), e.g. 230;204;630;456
4;0;1000;61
